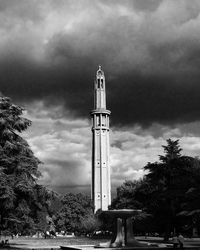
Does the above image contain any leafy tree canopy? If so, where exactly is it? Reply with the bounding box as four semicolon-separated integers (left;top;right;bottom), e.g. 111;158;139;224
111;180;144;209
54;193;94;234
0;96;54;235
112;139;200;239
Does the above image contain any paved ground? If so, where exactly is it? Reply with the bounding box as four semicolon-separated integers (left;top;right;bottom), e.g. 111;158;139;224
136;237;200;247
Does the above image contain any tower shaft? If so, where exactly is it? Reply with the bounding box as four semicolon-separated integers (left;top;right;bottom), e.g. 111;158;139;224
91;66;111;212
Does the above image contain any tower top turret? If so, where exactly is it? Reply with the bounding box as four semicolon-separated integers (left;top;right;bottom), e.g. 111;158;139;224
91;65;111;114
97;65;104;77
93;65;107;110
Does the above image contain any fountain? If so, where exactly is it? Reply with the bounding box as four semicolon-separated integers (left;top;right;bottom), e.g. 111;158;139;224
95;209;150;248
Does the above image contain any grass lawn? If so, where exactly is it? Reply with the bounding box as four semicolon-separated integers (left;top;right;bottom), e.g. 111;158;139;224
1;236;109;249
2;236;200;249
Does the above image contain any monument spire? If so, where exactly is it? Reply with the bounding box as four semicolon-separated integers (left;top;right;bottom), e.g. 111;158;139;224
91;66;111;212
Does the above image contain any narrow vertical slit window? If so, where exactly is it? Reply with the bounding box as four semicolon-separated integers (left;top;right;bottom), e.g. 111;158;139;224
101;79;104;88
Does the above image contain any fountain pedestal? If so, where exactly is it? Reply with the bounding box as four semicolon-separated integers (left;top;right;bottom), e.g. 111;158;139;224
96;209;146;248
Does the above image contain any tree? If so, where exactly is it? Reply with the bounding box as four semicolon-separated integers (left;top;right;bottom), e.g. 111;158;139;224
79;214;99;235
111;180;144;209
111;139;200;239
144;139;200;239
0;96;53;234
54;193;94;234
176;158;200;236
159;139;182;162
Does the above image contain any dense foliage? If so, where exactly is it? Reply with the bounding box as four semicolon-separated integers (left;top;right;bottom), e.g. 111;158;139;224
54;193;97;234
0;96;54;235
111;139;200;239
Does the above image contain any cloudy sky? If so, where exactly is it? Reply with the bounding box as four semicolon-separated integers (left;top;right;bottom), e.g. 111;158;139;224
1;0;200;195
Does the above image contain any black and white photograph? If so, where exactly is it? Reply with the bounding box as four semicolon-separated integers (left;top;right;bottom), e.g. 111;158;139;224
1;0;200;249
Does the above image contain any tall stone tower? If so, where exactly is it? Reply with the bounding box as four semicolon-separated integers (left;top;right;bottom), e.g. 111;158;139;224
91;66;111;212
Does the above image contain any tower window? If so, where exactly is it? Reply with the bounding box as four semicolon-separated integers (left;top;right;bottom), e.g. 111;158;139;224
101;79;104;88
97;79;100;88
97;115;100;126
102;116;106;126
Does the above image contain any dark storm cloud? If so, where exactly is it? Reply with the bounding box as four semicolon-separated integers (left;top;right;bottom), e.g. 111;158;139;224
1;0;200;126
109;73;200;126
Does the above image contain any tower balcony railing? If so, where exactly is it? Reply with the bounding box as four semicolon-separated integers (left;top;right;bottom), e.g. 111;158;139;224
91;126;109;131
90;108;111;116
